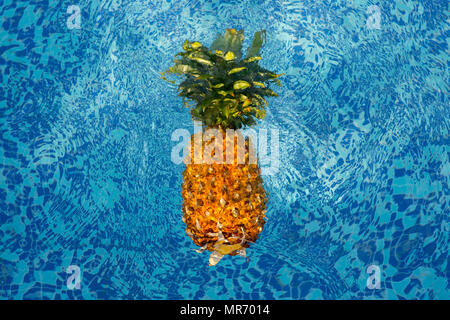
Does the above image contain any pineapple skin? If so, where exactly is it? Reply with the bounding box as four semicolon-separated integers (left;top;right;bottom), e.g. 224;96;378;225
181;130;267;256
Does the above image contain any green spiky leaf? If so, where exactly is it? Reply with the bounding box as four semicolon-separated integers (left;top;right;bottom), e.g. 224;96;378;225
161;29;282;129
233;80;251;90
224;51;235;61
228;67;247;75
245;30;266;58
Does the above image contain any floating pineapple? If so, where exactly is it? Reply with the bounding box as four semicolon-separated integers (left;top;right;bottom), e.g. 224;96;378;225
162;29;282;265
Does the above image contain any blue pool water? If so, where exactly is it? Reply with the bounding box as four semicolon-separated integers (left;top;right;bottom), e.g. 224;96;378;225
0;0;448;300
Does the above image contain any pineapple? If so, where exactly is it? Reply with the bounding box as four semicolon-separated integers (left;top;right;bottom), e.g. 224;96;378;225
162;29;282;265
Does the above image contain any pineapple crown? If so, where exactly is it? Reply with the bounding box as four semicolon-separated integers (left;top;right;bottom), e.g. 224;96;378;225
161;29;283;129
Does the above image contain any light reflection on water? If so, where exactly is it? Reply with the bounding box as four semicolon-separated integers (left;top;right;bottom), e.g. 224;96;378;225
0;0;448;299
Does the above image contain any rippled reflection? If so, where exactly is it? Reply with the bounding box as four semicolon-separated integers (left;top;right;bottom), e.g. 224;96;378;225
0;0;448;299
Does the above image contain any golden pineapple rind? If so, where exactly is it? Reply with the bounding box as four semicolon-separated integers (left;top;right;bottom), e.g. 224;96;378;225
182;130;267;255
